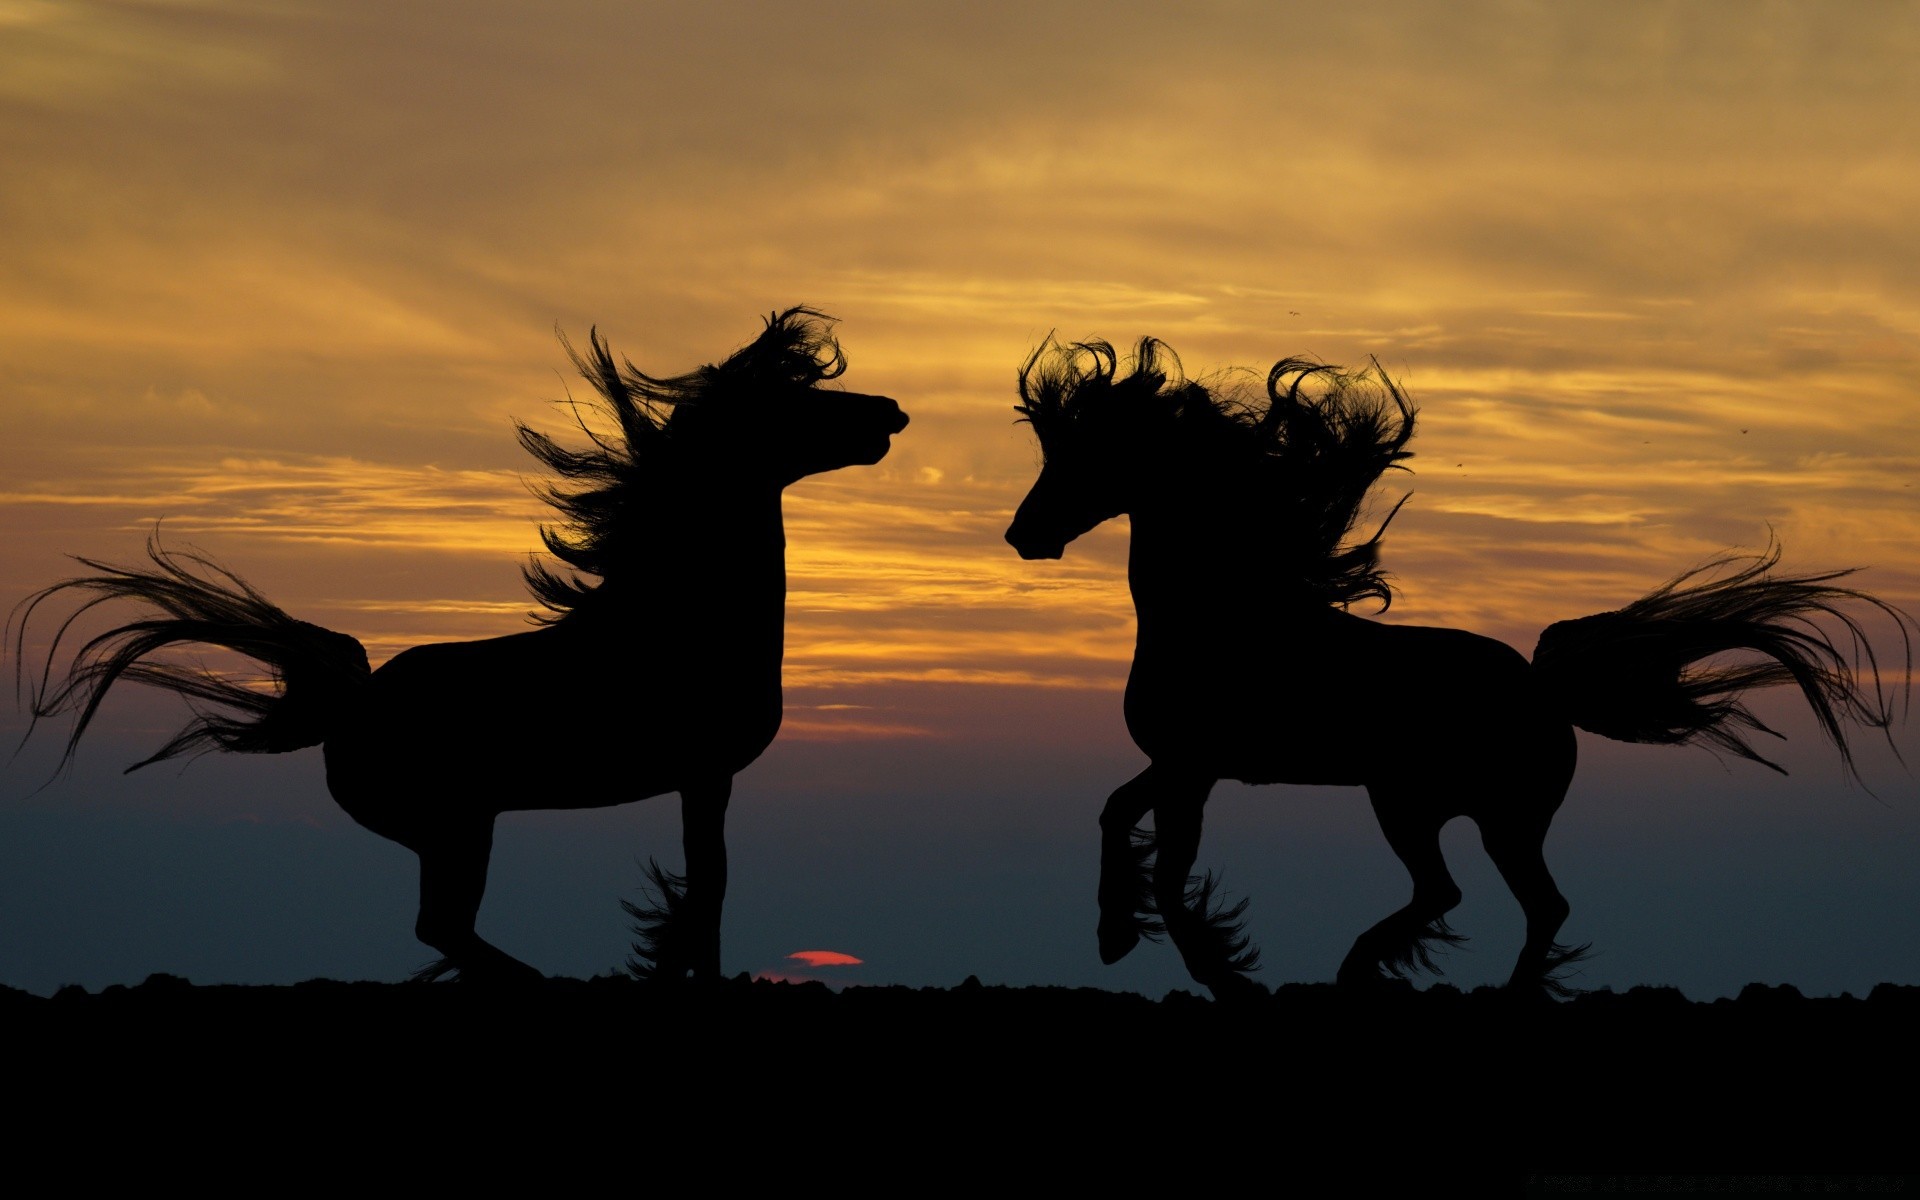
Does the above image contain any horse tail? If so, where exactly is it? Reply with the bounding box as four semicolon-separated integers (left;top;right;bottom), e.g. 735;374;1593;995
1530;538;1911;779
11;537;371;772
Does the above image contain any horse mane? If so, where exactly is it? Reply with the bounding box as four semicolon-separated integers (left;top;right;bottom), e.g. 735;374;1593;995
1016;336;1417;609
518;306;846;620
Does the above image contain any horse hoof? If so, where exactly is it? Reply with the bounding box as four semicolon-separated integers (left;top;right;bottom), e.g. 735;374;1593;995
631;956;693;985
472;965;544;987
1097;921;1140;965
410;957;458;983
435;950;543;986
1334;963;1380;988
1334;960;1417;993
1206;973;1269;1005
1499;982;1560;1006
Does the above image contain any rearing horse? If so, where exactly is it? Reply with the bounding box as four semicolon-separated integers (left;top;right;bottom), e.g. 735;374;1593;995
15;308;908;982
1005;336;1907;999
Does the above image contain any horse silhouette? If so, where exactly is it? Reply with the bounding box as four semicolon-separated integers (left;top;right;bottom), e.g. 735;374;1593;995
14;307;908;982
1005;336;1908;999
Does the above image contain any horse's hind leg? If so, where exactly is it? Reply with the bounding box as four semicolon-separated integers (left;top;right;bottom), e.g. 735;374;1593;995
414;819;541;983
1480;813;1584;997
1337;789;1463;986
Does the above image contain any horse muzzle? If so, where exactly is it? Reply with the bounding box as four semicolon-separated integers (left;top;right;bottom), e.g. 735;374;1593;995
1005;525;1066;560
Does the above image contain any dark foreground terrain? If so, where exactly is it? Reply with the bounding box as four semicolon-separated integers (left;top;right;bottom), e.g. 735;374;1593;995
7;975;1914;1193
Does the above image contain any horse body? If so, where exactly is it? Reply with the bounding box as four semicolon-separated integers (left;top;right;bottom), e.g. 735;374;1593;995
1124;497;1561;789
1110;464;1579;996
18;308;907;982
323;620;774;819
1009;336;1902;999
1127;610;1562;792
328;487;790;819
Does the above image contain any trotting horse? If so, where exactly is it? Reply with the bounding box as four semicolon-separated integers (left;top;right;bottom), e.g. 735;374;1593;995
15;307;908;982
1005;336;1908;999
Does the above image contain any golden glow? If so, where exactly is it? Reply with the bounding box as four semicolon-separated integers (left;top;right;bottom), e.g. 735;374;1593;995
5;2;1917;742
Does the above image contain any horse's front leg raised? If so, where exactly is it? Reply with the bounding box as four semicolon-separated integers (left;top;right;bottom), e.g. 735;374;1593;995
680;777;733;980
1097;767;1162;964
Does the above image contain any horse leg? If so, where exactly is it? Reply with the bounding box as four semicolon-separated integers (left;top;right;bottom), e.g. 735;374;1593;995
627;779;732;983
1097;766;1163;964
1152;782;1263;1002
680;777;733;981
1480;813;1585;997
413;819;541;983
1337;790;1463;986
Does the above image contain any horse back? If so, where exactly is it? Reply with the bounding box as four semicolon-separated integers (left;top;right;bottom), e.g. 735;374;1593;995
321;623;782;832
1126;611;1570;788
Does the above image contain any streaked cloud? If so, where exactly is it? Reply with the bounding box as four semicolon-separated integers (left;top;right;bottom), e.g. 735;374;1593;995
4;0;1915;734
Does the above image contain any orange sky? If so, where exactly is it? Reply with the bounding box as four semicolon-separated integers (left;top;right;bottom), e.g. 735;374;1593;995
4;2;1919;994
7;2;1914;741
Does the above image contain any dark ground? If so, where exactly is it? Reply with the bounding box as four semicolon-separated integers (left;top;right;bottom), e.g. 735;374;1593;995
7;975;1914;1193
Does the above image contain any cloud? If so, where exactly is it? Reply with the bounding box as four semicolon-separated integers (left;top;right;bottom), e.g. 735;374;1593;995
3;0;1915;727
787;950;863;969
755;949;868;987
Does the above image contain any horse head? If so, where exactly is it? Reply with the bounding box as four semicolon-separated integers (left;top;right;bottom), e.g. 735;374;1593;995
659;307;908;486
1007;337;1417;612
1006;335;1195;559
762;385;910;485
1005;452;1126;560
520;308;905;618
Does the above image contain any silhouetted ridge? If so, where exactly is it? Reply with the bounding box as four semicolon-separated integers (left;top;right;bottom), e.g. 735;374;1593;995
11;536;370;771
1533;538;1911;778
521;306;848;620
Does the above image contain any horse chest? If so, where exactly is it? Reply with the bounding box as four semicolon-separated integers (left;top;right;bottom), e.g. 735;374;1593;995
1123;655;1374;784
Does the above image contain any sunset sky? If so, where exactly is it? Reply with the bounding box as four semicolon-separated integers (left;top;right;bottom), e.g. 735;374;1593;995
4;0;1918;998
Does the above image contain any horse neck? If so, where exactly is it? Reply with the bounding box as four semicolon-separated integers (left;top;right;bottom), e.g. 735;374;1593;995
566;476;789;646
1127;485;1329;633
657;476;788;586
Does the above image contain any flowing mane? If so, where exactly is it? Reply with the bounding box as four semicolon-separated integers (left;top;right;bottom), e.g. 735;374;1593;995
1015;337;1416;609
520;306;848;619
